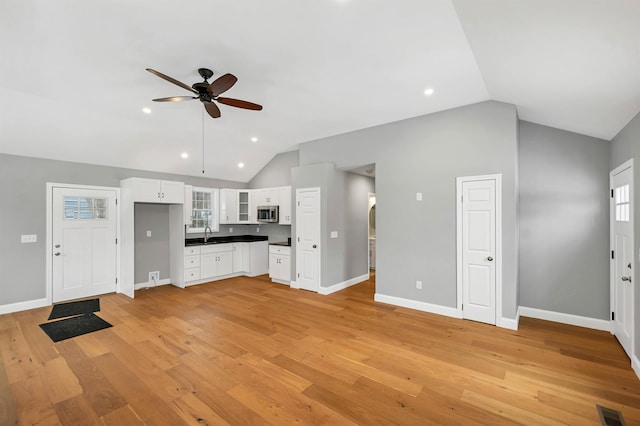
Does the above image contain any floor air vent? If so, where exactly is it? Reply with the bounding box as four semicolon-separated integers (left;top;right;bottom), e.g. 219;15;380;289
597;404;626;426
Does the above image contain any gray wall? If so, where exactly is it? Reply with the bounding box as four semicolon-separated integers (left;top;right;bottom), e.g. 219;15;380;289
134;204;170;283
248;150;299;188
0;153;246;306
610;111;640;362
519;121;610;319
298;101;519;318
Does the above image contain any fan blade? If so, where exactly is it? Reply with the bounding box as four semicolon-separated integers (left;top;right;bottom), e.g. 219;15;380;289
204;101;221;119
217;97;263;111
146;68;198;94
152;96;198;102
207;73;238;96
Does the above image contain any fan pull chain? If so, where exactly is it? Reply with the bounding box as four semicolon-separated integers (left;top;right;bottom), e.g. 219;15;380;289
202;107;205;174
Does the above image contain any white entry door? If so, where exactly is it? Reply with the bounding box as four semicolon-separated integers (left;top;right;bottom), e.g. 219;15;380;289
611;161;634;359
460;178;497;325
52;187;118;302
296;188;320;292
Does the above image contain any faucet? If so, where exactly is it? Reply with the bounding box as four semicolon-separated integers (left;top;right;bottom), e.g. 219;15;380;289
204;225;212;243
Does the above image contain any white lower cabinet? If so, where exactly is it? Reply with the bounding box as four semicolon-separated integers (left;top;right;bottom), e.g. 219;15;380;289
183;241;268;284
269;245;291;284
201;245;233;278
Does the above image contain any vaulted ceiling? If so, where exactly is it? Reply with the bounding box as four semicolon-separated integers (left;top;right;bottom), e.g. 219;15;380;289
1;1;639;182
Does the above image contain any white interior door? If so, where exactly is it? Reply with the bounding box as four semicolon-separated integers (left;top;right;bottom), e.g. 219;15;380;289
296;188;320;292
52;187;118;302
461;179;497;325
611;162;634;359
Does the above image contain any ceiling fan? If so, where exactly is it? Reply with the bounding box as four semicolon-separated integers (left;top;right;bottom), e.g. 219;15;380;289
146;67;263;119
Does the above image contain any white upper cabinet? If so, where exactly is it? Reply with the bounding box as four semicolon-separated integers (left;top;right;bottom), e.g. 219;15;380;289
129;178;184;204
238;190;256;224
253;188;279;206
220;189;238;224
278;186;292;225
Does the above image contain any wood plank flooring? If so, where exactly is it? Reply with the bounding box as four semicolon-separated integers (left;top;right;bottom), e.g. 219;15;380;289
1;274;639;425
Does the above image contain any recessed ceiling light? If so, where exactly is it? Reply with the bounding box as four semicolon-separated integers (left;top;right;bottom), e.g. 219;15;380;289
181;152;188;159
238;162;245;168
424;88;434;96
142;107;152;114
251;137;258;143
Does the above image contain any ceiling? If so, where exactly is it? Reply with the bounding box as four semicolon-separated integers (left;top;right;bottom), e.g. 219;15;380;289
1;1;639;183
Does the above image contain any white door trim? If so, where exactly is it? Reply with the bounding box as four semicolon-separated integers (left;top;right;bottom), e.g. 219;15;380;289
456;174;503;323
609;159;634;359
46;182;121;305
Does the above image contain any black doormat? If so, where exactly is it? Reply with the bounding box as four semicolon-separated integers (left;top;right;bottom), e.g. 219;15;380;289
48;298;100;320
39;313;112;342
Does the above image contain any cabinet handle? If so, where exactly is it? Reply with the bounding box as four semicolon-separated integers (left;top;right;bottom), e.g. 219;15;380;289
162;192;165;198
158;192;161;198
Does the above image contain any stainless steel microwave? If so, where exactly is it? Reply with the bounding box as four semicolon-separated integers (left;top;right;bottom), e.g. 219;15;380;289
257;205;279;223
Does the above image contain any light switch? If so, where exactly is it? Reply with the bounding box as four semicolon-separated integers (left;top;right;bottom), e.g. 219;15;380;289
21;234;37;243
146;230;152;237
416;192;423;201
330;231;338;239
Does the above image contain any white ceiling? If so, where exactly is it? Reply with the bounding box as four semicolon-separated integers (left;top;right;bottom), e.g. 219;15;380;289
1;1;639;182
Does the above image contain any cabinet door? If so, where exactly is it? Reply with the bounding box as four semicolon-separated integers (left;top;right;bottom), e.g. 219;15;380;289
220;189;237;224
184;185;193;225
201;253;219;279
279;186;292;224
269;254;278;279
238;190;252;223
232;243;243;273
242;243;250;273
133;178;161;203
280;255;291;282
217;252;233;276
160;181;185;204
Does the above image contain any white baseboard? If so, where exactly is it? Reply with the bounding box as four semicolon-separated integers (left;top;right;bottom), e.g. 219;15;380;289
290;281;299;289
319;273;369;295
270;278;290;285
134;278;171;290
519;306;610;331
0;297;50;315
498;306;520;330
374;293;461;319
632;354;640;380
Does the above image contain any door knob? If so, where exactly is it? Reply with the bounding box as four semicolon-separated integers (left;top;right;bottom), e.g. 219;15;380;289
487;256;493;261
313;244;317;248
54;252;61;256
622;276;632;282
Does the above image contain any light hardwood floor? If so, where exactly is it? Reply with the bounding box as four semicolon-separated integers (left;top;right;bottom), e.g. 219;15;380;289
1;274;639;425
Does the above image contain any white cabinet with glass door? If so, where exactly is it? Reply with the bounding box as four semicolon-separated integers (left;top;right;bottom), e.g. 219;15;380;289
237;190;256;224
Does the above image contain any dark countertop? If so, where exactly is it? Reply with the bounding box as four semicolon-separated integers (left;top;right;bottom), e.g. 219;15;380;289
269;241;292;247
185;235;268;246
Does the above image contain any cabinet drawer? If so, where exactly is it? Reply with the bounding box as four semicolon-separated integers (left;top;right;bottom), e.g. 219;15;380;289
184;255;200;269
184;268;200;282
184;246;201;256
269;245;291;255
200;243;232;254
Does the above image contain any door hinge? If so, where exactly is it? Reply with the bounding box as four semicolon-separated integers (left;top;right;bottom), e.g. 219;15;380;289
115;278;118;284
116;238;118;245
297;201;300;206
116;198;118;205
461;195;463;203
461;304;464;310
297;273;300;278
611;189;614;198
612;312;615;321
611;250;614;259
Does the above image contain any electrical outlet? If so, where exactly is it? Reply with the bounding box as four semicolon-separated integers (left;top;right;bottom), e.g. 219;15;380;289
229;227;233;233
330;231;338;238
416;280;422;290
149;271;159;284
416;192;423;201
146;230;152;237
21;234;37;243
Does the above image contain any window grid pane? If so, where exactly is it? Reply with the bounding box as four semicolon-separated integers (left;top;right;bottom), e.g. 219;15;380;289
615;184;630;223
